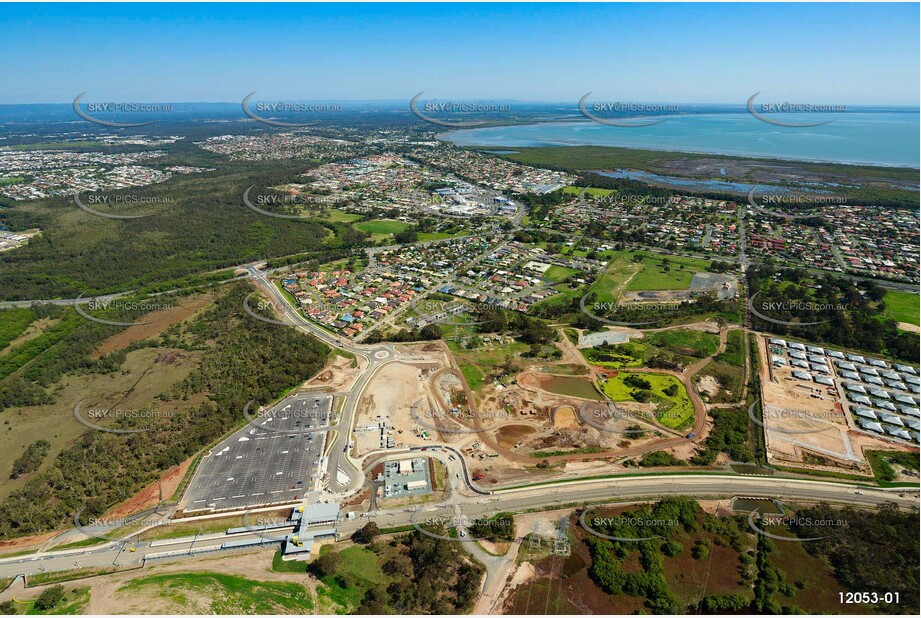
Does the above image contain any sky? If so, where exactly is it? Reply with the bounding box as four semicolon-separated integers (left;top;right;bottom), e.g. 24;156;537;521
1;2;919;105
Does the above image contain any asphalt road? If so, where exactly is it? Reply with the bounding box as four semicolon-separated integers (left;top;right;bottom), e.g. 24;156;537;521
2;471;915;580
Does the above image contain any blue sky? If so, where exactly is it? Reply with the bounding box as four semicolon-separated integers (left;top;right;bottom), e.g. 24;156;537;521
1;2;918;105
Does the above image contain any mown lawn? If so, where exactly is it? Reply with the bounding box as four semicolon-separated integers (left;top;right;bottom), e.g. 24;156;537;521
883;290;920;326
626;254;712;291
354;219;410;239
543;265;580;283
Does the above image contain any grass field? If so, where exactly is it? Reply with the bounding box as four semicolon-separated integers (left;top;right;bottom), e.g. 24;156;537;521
16;586;91;615
562;186;614;197
312;208;362;223
417;231;454;242
316;545;388;613
587;250;713;305
883;290;920;326
866;449;921;483
447;339;530;392
601;372;695;429
117;572;313;614
354;219;410;241
644;329;720;358
626;253;712;291
543;265;581;283
580;329;719;370
0;345;203;502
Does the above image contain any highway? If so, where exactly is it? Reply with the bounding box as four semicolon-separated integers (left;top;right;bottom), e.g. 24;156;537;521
0;471;914;580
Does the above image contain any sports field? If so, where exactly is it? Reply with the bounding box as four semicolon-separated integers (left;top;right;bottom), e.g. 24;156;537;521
354;219;410;241
883;290;920;326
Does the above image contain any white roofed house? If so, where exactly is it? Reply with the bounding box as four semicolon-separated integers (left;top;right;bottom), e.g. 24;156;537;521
879;413;904;426
857;419;884;433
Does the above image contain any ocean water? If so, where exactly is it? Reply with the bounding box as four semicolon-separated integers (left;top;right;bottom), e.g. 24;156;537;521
443;112;920;168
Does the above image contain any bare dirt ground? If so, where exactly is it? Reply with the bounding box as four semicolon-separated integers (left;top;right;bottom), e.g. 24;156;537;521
304;353;364;392
756;335;910;475
0;531;57;555
356;346;455;454
106;457;195;519
92;293;213;358
696;374;721;398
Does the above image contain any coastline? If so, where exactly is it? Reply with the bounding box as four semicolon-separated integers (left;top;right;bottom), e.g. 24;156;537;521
439;116;921;170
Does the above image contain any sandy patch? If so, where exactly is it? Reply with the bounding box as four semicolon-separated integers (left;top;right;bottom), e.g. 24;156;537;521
105;457;195;520
92;293;213;358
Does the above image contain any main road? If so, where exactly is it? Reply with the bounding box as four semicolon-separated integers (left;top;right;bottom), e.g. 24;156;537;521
0;471;914;580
